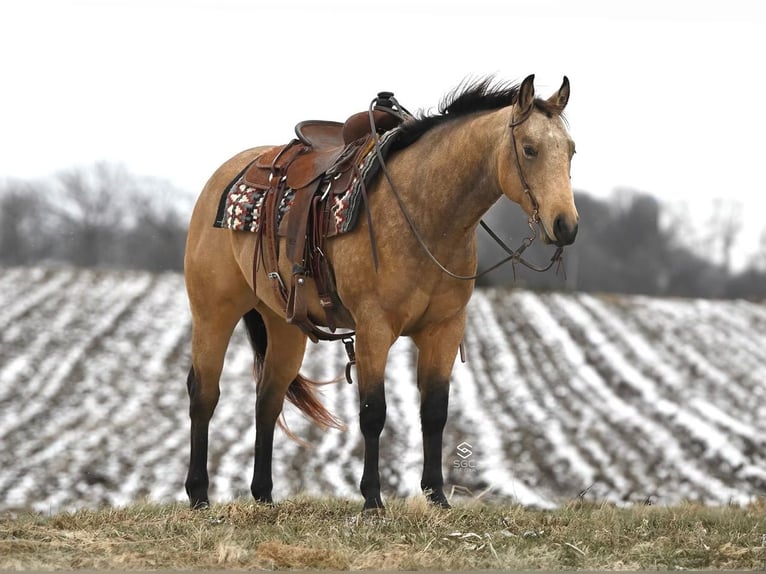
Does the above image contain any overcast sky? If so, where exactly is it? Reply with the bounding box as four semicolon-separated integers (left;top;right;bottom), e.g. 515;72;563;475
1;0;764;264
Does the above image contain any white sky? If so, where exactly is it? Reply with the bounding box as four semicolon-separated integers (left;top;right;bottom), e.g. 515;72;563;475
1;0;764;265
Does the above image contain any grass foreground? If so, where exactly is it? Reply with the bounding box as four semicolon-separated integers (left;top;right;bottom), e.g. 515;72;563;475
1;496;765;570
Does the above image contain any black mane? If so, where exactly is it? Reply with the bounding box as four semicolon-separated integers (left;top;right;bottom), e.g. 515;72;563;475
393;77;560;148
394;78;520;147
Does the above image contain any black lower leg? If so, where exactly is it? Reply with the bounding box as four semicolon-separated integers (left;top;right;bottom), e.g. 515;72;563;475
251;388;282;504
185;425;211;508
420;384;450;508
251;428;275;503
185;366;215;509
359;384;386;510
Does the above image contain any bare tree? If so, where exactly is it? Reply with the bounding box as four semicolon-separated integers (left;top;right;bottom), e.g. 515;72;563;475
50;163;136;266
0;180;56;265
751;227;766;272
707;199;743;273
44;163;192;269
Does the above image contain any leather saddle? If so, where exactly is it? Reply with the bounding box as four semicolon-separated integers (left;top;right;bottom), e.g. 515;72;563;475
244;101;404;195
243;93;410;341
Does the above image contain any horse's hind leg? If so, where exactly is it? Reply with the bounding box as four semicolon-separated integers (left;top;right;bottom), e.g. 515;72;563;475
184;304;244;509
244;306;308;503
411;313;466;509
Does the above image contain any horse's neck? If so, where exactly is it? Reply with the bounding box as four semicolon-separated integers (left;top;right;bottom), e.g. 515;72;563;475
392;110;507;239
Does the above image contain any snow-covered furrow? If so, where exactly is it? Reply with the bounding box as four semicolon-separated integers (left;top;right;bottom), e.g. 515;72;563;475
623;297;763;428
580;295;766;443
508;291;661;501
0;273;153;438
490;291;639;502
452;306;550;507
0;270;130;400
601;296;766;497
145;431;188;503
737;298;766;326
521;294;712;504
699;299;766;364
0;267;75;331
653;298;766;397
521;295;633;491
0;266;38;292
89;276;191;507
0;270;83;402
542;292;753;503
0;274;191;511
455;292;556;506
630;297;743;376
473;291;606;500
548;294;712;500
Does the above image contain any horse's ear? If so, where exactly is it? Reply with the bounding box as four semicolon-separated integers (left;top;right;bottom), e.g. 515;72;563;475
547;76;570;112
518;74;535;112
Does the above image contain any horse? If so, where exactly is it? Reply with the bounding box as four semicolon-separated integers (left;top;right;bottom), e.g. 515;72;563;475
183;74;578;510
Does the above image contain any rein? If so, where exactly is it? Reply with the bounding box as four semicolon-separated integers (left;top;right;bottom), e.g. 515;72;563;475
369;96;565;282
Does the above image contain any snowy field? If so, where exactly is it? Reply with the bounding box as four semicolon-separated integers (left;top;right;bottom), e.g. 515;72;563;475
1;266;765;513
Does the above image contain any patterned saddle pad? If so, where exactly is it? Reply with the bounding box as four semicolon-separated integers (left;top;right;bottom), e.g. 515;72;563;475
214;128;401;238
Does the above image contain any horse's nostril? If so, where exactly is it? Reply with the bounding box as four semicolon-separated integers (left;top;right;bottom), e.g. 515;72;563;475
553;216;578;245
553;215;566;239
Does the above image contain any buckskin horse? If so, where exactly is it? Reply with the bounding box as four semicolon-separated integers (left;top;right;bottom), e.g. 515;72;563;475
184;75;578;510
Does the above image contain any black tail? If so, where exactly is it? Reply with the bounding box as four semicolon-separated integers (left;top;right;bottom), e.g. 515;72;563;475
241;309;346;442
242;309;268;379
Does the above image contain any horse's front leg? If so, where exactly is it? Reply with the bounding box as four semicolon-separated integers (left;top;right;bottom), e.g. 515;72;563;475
412;313;466;508
355;325;395;510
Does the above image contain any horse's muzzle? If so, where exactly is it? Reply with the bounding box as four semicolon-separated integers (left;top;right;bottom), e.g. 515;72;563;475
553;215;578;246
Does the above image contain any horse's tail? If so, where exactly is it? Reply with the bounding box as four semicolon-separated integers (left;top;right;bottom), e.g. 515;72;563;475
241;309;346;442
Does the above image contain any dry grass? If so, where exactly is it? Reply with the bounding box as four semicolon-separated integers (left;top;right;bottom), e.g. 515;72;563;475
1;495;765;570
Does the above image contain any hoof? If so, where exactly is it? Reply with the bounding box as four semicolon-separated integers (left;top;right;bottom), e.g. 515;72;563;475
362;496;385;512
190;499;210;510
252;492;274;505
424;488;451;509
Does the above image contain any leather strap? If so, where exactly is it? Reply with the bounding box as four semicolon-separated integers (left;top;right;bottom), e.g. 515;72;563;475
261;178;288;311
312;195;338;332
284;180;321;263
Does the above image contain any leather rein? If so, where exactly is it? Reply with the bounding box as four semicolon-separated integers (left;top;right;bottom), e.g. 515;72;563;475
370;96;565;282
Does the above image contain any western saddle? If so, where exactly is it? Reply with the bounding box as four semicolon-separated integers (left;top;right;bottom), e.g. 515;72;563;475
243;92;410;342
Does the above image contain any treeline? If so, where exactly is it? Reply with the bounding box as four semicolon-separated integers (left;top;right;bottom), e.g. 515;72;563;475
1;163;764;299
0;163;190;271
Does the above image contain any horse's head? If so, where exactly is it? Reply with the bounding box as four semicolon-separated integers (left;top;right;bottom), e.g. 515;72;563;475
498;75;578;246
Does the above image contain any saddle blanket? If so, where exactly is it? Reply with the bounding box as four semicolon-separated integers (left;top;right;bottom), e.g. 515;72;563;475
214;128;401;237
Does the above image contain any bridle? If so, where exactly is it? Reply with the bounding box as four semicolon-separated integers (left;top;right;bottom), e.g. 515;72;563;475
370;96;565;282
508;101;540;225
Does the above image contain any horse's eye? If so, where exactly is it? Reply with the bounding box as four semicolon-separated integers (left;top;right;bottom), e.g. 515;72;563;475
523;144;538;158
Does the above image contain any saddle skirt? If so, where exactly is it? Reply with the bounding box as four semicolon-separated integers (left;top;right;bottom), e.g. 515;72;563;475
214;127;401;239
